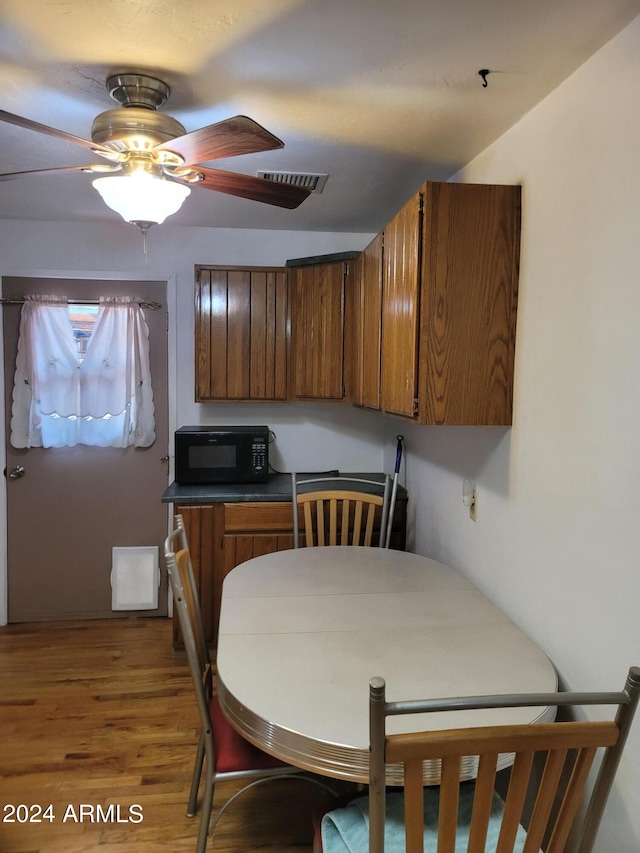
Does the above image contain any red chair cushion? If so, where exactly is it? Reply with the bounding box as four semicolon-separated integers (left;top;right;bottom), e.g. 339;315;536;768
210;692;288;773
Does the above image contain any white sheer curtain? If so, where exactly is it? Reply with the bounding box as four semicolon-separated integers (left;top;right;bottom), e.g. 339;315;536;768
11;294;156;448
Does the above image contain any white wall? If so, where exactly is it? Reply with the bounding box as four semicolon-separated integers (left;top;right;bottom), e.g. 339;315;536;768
388;17;640;851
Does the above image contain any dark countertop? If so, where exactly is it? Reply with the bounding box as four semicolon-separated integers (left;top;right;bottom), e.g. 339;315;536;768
162;472;407;504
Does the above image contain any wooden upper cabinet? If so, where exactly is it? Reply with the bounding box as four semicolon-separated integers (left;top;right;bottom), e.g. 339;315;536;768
192;182;520;423
418;182;520;425
195;265;288;401
289;258;349;400
377;181;520;425
380;192;423;417
347;233;383;409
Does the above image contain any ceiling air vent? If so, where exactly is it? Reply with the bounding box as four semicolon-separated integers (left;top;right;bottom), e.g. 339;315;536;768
257;171;329;194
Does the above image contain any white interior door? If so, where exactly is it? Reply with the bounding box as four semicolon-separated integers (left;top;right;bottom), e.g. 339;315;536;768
3;277;169;622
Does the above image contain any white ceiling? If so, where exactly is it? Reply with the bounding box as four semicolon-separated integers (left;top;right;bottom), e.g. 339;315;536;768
0;0;637;233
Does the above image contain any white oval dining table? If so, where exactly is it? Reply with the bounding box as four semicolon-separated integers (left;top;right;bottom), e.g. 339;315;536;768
216;546;557;784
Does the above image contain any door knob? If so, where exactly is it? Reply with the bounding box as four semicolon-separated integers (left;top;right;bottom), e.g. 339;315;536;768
8;465;25;480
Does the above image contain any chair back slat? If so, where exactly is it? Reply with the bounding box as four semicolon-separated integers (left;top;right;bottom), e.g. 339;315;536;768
404;759;427;853
368;671;640;853
546;746;598;853
467;754;499;853
498;750;535;850
351;500;363;544
522;748;567;852
291;474;392;548
341;501;350;545
438;756;461;853
330;501;336;543
364;503;376;545
303;501;315;547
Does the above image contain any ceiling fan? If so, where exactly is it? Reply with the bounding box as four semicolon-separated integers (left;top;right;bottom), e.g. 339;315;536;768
0;72;311;232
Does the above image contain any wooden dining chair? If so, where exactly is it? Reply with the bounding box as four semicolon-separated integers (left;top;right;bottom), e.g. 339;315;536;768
317;667;640;853
291;473;392;548
165;515;334;853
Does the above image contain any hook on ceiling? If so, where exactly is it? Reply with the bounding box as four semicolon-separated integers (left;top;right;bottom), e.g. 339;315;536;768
478;69;490;88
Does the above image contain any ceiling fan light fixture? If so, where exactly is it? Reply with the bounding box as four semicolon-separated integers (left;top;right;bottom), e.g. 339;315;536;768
92;169;190;227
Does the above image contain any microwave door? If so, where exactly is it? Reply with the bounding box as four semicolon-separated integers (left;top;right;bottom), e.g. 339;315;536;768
189;443;236;472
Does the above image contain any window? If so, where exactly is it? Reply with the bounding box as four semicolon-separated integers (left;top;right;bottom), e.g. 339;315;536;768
69;304;99;361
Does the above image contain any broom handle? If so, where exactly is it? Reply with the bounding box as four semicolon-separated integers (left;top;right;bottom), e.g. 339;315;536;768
385;435;404;548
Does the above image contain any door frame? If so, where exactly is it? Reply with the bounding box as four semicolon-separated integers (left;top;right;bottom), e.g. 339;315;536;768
0;267;179;626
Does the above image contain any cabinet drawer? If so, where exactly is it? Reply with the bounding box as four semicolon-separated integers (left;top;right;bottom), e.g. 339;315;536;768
224;501;294;533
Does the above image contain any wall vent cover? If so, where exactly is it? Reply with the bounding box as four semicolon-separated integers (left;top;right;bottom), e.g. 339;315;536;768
257;171;329;193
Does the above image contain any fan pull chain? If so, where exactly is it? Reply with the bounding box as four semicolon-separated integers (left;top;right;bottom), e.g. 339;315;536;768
133;221;151;263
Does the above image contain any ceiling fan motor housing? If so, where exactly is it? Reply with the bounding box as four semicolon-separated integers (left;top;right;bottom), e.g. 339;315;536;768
107;73;170;109
91;108;186;152
92;73;185;155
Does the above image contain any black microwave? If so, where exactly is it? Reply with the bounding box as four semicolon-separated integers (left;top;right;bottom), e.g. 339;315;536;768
174;426;269;485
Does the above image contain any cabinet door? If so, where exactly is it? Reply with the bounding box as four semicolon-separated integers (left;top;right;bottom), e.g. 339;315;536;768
290;261;345;399
172;504;219;649
195;266;288;401
380;192;422;417
348;234;383;409
418;182;521;425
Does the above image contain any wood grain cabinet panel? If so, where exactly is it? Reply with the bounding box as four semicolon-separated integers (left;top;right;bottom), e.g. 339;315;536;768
195;265;288;401
418;182;520;425
347;233;383;409
193;184;519;422
381;193;422;417
376;181;520;425
289;260;347;400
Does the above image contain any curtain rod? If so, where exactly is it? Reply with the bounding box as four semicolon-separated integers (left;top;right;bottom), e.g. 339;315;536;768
0;297;161;309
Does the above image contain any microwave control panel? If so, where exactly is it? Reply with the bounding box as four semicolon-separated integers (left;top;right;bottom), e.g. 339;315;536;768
251;438;267;474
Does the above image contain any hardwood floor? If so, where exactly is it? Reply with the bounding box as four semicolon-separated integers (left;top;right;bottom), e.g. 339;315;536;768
0;618;343;852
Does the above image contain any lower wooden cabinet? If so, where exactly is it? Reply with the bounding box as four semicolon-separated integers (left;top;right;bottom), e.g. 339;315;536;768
172;499;406;650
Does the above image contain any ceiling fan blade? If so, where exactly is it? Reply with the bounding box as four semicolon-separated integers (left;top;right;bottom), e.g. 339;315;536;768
155;116;285;165
0;110;115;157
178;167;311;209
0;164;121;182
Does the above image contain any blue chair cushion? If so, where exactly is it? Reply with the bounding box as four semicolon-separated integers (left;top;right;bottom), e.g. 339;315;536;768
320;785;529;852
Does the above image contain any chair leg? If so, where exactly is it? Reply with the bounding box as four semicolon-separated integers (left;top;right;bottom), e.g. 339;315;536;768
187;731;206;818
197;767;215;853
